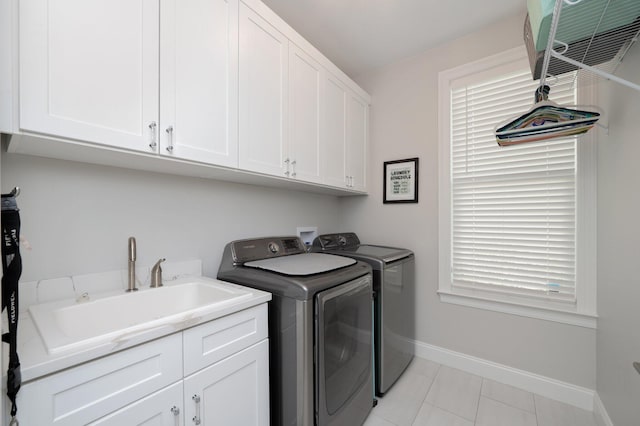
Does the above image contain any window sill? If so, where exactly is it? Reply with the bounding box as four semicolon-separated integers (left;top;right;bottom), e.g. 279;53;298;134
437;290;597;329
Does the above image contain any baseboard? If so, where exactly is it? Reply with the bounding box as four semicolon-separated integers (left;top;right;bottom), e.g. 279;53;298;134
413;339;595;411
593;392;614;426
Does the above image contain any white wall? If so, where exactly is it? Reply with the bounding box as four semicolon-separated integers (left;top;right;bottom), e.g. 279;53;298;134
0;153;344;282
342;12;597;389
596;44;640;425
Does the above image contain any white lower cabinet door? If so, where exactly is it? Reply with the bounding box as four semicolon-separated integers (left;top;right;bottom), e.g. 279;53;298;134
183;339;269;426
15;333;182;425
89;382;183;426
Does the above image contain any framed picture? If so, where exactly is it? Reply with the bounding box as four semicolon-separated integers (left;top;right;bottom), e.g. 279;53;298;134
383;158;419;204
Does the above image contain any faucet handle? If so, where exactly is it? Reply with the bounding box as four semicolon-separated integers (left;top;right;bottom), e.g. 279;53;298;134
151;258;166;288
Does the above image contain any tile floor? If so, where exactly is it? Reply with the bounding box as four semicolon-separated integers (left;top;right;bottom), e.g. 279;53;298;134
364;358;599;426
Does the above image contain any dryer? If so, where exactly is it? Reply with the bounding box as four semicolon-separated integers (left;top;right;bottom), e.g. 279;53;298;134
217;236;374;426
312;232;415;395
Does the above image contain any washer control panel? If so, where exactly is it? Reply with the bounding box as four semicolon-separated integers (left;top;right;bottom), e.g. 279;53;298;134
231;236;306;263
268;242;280;254
312;232;361;250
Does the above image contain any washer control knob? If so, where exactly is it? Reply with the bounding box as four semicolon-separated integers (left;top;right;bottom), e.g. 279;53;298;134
268;242;280;254
338;235;347;246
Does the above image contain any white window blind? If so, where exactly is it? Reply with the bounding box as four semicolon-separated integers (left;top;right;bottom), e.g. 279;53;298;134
450;68;578;302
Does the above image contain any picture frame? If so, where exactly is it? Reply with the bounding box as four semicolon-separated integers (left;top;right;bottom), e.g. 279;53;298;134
383;157;419;204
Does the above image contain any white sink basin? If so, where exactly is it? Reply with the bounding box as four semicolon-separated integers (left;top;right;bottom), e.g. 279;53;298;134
29;279;253;354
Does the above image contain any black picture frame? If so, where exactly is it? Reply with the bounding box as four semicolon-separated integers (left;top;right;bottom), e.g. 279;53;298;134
383;157;419;204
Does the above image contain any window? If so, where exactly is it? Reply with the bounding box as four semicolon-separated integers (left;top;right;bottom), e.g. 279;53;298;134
438;47;597;328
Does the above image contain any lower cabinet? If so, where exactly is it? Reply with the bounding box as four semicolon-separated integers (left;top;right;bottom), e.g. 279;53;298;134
16;304;269;426
184;340;269;426
89;382;183;425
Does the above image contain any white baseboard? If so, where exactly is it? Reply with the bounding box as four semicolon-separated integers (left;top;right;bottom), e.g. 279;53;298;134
593;392;614;426
413;339;595;411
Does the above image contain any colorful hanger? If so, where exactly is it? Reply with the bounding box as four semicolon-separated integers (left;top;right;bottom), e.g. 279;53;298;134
495;85;600;146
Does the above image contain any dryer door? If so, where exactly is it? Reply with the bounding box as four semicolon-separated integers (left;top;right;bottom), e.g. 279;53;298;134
315;274;373;426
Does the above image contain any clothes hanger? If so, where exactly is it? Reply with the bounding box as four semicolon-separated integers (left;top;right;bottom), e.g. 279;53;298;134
495;85;600;146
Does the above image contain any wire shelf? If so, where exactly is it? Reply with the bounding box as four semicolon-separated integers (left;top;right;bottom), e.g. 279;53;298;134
538;0;640;92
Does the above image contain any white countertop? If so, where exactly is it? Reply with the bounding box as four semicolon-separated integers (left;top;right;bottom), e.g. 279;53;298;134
9;275;271;383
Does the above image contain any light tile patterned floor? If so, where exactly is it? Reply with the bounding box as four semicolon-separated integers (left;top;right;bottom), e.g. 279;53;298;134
364;358;598;426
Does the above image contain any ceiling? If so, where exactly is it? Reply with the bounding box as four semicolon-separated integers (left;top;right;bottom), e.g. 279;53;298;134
261;0;527;78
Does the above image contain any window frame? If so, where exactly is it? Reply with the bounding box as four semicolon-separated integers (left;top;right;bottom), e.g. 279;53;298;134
437;46;597;328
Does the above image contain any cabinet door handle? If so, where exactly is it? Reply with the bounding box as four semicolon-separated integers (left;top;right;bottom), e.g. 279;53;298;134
350;176;354;187
291;160;297;178
284;158;290;177
192;395;201;425
148;121;157;149
346;175;350;187
171;406;180;426
166;126;174;153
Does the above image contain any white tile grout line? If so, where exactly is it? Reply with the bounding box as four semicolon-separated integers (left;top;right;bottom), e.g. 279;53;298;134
406;369;544;426
479;378;540;415
408;365;440;426
411;364;483;426
474;378;484;425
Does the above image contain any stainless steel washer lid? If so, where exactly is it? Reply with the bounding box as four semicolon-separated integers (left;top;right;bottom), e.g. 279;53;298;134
244;253;356;276
350;245;413;264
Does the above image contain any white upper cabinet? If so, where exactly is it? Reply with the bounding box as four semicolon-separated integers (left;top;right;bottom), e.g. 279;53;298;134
160;0;239;167
14;0;369;194
238;2;289;177
322;75;368;192
322;73;348;188
346;94;368;192
288;43;322;184
19;0;239;164
19;0;160;152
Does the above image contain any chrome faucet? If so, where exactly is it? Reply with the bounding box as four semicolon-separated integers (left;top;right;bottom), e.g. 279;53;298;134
127;237;138;292
151;258;165;288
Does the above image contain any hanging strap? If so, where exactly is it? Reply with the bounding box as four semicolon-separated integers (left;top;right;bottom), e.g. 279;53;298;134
1;193;22;420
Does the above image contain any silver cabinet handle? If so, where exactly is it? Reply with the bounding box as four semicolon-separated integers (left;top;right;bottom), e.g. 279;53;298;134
148;121;157;149
171;406;180;426
291;160;297;177
346;175;354;188
346;175;350;187
192;395;201;425
166;126;174;153
284;158;290;176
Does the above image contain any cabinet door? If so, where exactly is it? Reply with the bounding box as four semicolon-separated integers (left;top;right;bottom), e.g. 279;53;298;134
322;73;348;188
184;340;269;426
288;43;322;184
89;382;183;426
346;93;368;192
16;334;182;425
19;0;160;152
238;3;288;177
160;0;238;167
183;304;268;377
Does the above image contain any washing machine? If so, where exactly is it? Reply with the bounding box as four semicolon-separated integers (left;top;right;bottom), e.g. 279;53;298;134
312;232;415;395
217;236;374;426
